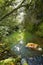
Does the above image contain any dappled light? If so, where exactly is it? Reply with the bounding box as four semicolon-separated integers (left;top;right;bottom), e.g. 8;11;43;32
0;0;43;65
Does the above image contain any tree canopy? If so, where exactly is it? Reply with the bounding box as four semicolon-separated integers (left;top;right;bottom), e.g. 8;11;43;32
0;0;43;64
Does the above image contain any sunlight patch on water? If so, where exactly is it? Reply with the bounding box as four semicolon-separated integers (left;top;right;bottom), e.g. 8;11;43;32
20;40;23;44
15;46;20;51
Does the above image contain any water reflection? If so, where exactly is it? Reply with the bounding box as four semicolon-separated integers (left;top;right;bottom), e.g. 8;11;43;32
11;40;24;55
19;40;24;44
15;46;20;51
11;40;43;58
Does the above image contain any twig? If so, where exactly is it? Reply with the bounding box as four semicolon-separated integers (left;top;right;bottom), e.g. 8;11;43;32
0;0;25;21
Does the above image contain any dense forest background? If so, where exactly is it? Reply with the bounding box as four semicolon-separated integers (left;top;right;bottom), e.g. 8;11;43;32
0;0;43;65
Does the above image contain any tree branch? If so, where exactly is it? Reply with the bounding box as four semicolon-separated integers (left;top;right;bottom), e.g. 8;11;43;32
0;0;25;21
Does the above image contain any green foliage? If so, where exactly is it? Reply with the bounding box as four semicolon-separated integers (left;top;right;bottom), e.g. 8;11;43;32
0;26;9;41
35;22;43;37
0;0;43;64
0;56;21;65
0;0;4;7
0;58;15;65
24;31;35;43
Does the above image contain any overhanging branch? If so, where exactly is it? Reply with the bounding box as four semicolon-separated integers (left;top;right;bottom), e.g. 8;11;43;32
0;0;25;21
